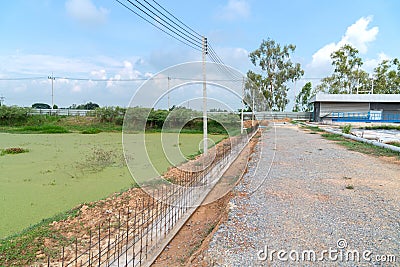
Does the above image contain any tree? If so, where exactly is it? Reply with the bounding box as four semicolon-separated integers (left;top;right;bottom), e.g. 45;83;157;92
73;102;100;110
293;82;313;112
316;45;370;94
247;38;304;111
373;58;400;94
32;103;51;109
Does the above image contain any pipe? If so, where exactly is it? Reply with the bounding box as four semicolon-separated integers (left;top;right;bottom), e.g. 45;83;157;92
323;128;400;153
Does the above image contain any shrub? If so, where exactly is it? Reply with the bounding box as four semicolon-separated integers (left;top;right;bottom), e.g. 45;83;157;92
342;124;352;134
0;106;31;126
1;147;29;155
82;128;102;134
18;125;69;134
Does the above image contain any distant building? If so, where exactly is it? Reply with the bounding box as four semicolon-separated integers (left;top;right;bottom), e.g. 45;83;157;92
310;94;400;123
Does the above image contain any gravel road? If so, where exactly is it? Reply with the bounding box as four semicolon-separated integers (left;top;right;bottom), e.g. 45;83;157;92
195;124;399;266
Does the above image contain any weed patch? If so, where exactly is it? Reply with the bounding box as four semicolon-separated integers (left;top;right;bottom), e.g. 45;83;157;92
81;128;102;134
1;147;29;155
0;207;80;266
321;134;400;158
16;125;69;134
363;125;400;131
341;124;352;134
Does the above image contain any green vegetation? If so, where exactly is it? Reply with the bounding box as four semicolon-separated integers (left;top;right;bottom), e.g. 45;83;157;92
321;133;400;158
301;124;324;132
387;141;400;147
0;106;31;126
345;184;354;190
1;147;29;155
0;132;225;239
0;208;80;266
362;125;400;131
247;38;304;111
293;82;314;112
316;44;400;94
15;125;69;134
81;128;102;134
341;124;352;134
0;105;236;135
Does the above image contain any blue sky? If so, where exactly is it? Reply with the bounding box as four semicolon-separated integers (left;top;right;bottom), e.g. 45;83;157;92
0;0;399;109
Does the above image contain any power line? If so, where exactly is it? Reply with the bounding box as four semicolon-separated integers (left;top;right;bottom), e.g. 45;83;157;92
139;0;202;42
115;0;244;81
115;0;202;51
126;0;202;48
150;0;203;39
0;75;244;82
0;77;47;81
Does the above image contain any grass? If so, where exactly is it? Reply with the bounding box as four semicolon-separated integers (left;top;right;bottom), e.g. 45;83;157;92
321;133;400;158
81;128;102;134
0;208;80;266
362;125;400;131
13;124;69;134
387;141;400;147
301;124;325;132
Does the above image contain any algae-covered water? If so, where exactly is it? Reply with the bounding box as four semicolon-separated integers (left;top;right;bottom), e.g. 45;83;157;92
0;132;224;238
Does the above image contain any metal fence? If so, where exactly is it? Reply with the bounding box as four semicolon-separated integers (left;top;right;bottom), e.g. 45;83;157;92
36;126;258;267
245;111;312;121
29;109;92;116
331;112;400;123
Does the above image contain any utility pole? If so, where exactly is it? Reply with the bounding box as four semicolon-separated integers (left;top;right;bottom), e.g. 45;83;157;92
48;73;55;109
371;78;374;94
0;95;5;106
167;76;171;110
252;86;255;127
202;36;208;154
240;77;245;134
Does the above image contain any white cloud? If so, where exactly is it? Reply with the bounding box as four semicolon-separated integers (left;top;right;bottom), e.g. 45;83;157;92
364;52;391;73
65;0;109;25
216;0;250;21
342;16;378;53
308;16;379;75
90;69;107;80
71;84;81;93
106;60;144;89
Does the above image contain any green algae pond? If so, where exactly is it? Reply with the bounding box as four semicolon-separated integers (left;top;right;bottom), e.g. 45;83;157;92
0;132;225;238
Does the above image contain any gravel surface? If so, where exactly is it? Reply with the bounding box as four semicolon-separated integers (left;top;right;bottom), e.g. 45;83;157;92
198;125;400;266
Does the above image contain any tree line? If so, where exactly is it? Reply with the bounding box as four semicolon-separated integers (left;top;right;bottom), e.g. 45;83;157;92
246;38;400;112
0;105;240;134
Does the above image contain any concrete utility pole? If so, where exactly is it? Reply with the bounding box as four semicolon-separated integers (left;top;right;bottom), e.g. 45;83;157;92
167;76;171;110
48;73;55;108
252;86;255;127
240;77;245;134
202;36;208;154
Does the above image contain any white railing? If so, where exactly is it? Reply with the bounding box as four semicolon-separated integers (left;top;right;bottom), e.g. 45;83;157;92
29;109;92;116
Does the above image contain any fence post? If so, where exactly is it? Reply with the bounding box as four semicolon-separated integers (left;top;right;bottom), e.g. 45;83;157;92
98;224;101;266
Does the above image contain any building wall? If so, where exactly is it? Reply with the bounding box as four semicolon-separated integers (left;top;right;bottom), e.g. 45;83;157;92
313;101;400;122
370;103;400;115
313;102;320;121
